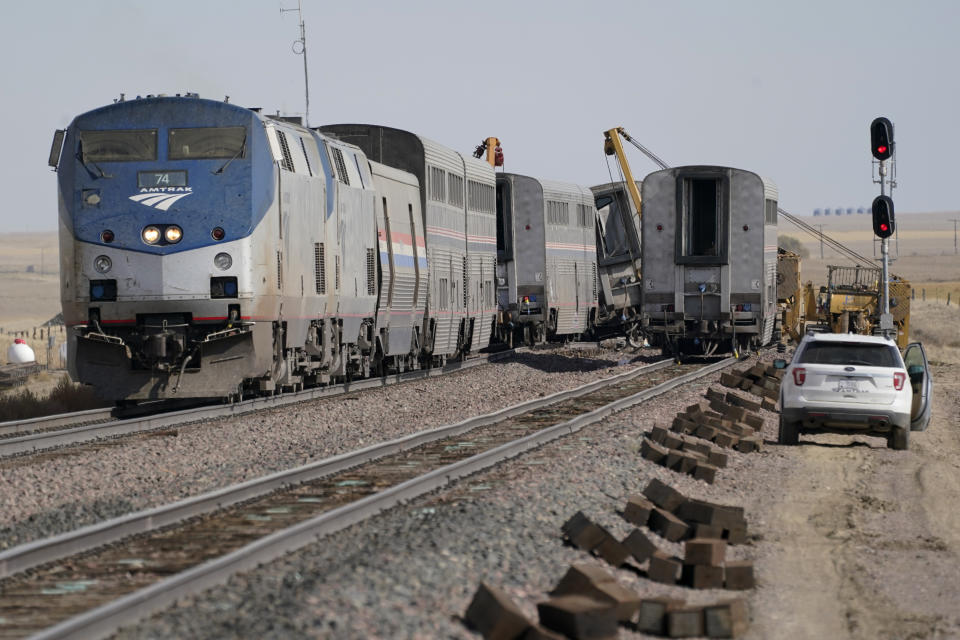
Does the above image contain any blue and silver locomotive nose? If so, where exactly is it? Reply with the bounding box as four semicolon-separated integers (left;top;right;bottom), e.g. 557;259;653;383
53;95;280;400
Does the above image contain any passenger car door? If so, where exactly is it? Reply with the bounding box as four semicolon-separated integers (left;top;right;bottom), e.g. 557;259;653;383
903;342;932;431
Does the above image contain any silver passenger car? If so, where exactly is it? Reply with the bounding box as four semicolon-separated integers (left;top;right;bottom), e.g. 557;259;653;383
495;173;597;344
320;125;497;364
640;166;779;355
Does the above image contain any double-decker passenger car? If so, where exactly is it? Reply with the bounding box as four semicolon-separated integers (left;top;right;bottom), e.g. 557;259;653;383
494;174;597;344
639;166;779;355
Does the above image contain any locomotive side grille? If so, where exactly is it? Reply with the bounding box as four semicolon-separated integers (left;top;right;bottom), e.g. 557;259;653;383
299;137;313;177
366;248;376;295
276;130;294;172
276;251;283;290
332;147;350;186
314;243;326;294
335;255;341;291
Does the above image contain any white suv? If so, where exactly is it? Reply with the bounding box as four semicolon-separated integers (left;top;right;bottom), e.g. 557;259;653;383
778;332;932;450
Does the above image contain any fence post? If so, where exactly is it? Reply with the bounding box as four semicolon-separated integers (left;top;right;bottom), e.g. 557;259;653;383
949;293;952;307
922;288;926;301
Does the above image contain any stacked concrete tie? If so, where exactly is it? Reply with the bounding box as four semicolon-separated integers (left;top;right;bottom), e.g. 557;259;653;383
641;386;768;479
719;363;784;412
465;572;749;639
463;478;754;638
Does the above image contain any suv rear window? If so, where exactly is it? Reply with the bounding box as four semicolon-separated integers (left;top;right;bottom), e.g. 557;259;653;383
798;342;901;367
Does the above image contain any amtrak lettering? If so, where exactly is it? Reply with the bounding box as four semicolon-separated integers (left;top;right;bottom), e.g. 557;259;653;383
128;187;194;211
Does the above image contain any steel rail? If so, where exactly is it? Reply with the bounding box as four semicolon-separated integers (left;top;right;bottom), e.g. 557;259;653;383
0;348;520;458
27;356;735;640
0;357;674;579
0;407;114;438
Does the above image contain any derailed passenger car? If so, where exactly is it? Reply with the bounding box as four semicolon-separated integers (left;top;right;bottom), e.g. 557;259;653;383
640;166;779;356
590;180;644;345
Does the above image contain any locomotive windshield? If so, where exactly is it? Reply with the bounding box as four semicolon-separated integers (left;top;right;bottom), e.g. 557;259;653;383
168;126;246;160
79;129;157;162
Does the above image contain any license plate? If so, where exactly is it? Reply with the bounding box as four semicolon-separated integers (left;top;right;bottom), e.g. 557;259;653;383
835;379;863;393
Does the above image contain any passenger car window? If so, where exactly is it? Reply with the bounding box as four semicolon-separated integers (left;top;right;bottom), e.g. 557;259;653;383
797;342;901;367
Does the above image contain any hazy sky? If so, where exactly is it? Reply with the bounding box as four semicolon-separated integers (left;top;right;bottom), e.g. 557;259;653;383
2;0;957;233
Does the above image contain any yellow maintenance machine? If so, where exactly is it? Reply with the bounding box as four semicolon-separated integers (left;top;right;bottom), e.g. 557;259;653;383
800;265;911;348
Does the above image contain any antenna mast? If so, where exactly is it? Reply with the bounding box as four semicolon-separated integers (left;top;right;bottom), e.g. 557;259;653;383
281;0;310;126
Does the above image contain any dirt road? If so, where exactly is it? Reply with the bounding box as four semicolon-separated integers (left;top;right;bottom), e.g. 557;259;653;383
749;360;960;639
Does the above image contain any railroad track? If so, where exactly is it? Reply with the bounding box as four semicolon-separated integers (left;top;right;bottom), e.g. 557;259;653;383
0;347;523;458
0;355;735;639
0;408;114;440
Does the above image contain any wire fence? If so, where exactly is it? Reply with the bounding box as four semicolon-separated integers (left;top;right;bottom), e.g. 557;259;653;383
2;324;68;369
913;287;960;307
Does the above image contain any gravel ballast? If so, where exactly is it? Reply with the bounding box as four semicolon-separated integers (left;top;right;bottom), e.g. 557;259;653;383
0;345;660;550
109;356;786;639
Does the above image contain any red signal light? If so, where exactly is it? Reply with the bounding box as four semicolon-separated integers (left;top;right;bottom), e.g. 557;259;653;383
879;223;889;232
876;145;887;155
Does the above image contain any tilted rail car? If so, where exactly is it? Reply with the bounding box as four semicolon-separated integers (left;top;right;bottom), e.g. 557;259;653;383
590;180;644;346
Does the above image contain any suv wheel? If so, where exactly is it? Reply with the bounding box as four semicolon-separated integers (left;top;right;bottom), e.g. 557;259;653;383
888;426;909;450
778;416;800;445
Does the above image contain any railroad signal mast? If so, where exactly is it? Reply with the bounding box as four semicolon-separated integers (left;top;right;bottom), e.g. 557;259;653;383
870;116;896;334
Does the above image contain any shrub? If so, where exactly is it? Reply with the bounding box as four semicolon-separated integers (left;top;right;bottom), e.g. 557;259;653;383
0;375;107;421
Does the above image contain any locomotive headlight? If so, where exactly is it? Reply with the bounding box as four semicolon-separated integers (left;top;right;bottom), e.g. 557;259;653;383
93;255;112;274
214;252;233;270
142;226;161;245
164;225;183;243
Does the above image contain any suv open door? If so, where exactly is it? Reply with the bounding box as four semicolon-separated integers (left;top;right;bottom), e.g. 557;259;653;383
903;342;933;431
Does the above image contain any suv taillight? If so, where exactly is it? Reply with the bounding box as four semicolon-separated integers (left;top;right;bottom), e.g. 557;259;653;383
792;367;806;386
893;371;906;390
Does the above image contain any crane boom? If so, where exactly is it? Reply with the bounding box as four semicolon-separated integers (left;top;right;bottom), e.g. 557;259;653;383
603;128;644;221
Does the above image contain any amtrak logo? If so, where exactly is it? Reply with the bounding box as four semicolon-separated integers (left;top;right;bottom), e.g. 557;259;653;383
129;187;193;211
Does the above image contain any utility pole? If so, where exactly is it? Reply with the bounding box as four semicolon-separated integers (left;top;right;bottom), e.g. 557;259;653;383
950;218;960;255
817;224;824;259
281;0;310;126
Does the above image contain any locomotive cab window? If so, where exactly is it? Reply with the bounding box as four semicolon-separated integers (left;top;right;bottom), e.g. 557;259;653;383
168;126;246;160
79;129;157;162
678;176;726;264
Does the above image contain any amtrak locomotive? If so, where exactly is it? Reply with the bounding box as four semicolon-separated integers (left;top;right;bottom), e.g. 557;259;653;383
50;95;597;402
